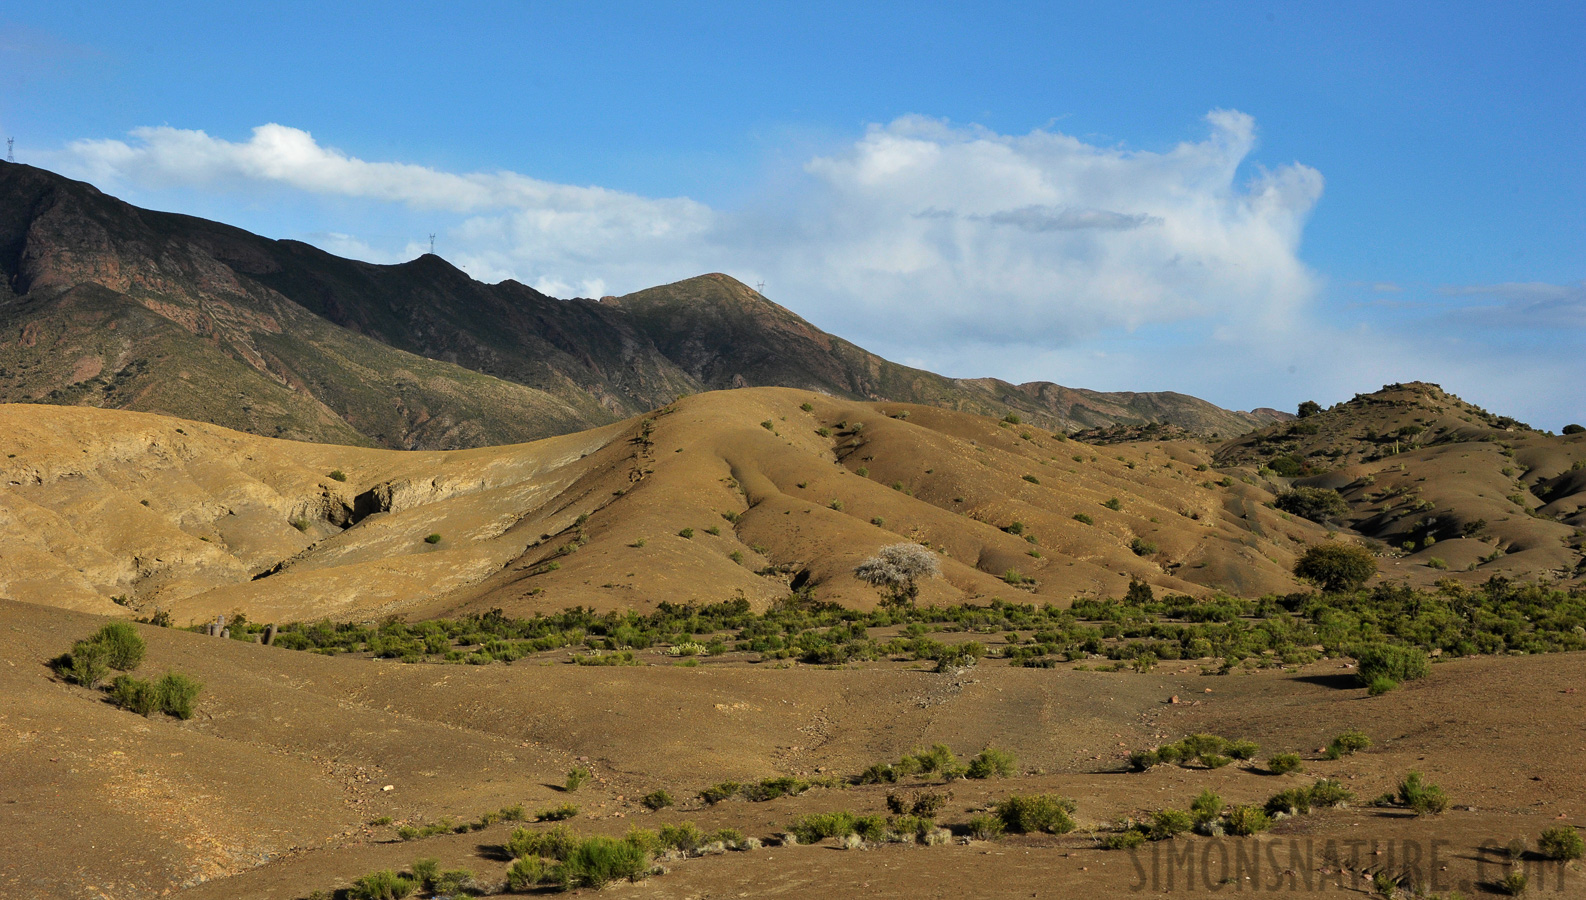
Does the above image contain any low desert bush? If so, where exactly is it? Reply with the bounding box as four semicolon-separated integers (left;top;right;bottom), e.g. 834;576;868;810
1538;826;1584;861
1073;513;1094;525
699;782;741;804
658;821;705;853
742;776;811;802
966;747;1016;779
506;823;579;861
1396;771;1449;816
423;533;441;544
1324;729;1371;759
1307;778;1353;808
641;790;674;811
1265;787;1312;817
348;869;417;900
1147;808;1194;840
966;812;1005;841
506;855;552;890
565;766;591;792
1191;789;1224;827
1267;752;1304;775
556;835;650;889
1103;828;1148;850
994;794;1077;834
108;674;160;715
536;803;579;822
1355;643;1430;689
1225;805;1271;836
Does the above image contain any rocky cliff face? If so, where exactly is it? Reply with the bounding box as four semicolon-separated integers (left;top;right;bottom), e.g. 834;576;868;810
1;161;1278;448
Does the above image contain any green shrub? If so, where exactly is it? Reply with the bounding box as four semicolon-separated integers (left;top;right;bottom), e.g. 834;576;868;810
966;812;1004;841
329;469;347;481
555;835;650;889
1396;771;1448;815
742;777;810;801
1307;779;1353;808
410;859;472;895
1190;789;1223;825
1226;739;1260;760
800;402;814;412
348;869;416;900
789;811;858;844
1499;870;1528;896
1130;538;1158;557
1073;513;1094;525
61;642;111;688
108;674;159;715
1225;805;1271;836
678;527;694;539
565;766;591;792
1294;543;1377;592
1356;644;1430;687
1147;808;1193;840
1265;788;1312;816
1324;729;1371;759
658;821;705;853
911;743;959;775
506;855;551;890
1275;487;1349;522
966;748;1016;779
829;500;844;511
424;533;442;544
1022;474;1040;485
506;823;578;861
699;782;740;804
622;826;663;855
1103;497;1122;511
537;803;579;822
1366;674;1398;695
1103;829;1147;850
995;794;1077;834
1539;826;1584;861
641;790;674;811
1267;752;1303;775
154;672;202;719
93;622;147;671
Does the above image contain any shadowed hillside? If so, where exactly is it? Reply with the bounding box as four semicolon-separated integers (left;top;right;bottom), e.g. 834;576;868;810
0;162;1281;449
1216;382;1586;586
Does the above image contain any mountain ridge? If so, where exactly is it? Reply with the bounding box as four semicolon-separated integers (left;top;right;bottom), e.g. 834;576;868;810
1;161;1284;449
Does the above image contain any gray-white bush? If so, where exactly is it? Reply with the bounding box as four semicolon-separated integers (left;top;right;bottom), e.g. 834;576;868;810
854;542;941;607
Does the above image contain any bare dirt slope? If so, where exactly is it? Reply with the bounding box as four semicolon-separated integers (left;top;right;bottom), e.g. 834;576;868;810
2;388;1336;625
5;598;1582;899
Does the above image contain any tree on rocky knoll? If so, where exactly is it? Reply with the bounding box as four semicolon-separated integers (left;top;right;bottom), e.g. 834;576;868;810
855;543;941;607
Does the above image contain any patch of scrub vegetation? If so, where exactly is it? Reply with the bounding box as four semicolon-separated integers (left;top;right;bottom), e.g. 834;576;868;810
50;624;203;719
241;575;1582;676
505;823;655;891
1128;734;1256;771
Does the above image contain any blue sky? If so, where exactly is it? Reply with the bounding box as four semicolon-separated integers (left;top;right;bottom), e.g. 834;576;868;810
2;2;1581;427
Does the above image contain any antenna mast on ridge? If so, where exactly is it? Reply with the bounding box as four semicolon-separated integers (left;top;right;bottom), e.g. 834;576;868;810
428;233;436;255
6;139;13;163
755;281;766;295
